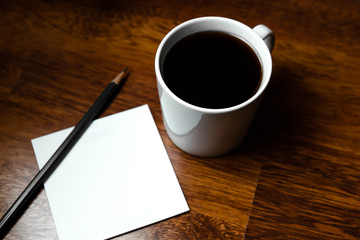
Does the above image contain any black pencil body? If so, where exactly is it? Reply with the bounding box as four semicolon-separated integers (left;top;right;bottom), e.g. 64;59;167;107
0;78;123;237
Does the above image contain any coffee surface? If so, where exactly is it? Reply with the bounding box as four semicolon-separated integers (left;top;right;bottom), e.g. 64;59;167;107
163;31;262;109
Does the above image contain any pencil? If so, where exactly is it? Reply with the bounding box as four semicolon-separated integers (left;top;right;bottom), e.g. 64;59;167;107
0;67;129;237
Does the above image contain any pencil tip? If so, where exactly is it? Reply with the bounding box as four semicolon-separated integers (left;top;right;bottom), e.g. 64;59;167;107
112;67;129;85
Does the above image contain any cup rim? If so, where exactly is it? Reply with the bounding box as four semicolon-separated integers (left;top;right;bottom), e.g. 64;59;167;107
155;16;272;114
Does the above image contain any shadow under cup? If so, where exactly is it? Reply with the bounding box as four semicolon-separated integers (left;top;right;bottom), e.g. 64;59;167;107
155;17;272;157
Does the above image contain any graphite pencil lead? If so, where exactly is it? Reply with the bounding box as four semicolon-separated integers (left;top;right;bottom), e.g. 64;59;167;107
112;67;129;85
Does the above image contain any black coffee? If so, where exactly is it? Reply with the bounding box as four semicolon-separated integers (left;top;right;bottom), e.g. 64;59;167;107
162;31;262;109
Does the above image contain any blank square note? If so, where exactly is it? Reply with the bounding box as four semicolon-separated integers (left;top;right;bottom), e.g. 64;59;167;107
31;105;189;240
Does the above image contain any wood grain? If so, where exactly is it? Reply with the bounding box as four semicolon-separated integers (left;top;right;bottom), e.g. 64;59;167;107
1;0;359;239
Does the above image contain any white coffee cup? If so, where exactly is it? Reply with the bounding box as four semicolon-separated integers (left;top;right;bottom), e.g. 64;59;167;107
155;16;274;157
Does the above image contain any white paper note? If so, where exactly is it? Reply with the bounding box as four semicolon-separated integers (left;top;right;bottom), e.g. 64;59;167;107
31;105;189;240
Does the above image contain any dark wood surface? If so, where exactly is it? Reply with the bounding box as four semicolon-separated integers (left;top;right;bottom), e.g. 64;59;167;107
1;0;359;239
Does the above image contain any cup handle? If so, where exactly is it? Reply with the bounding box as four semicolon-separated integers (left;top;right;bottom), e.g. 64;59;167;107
253;24;275;53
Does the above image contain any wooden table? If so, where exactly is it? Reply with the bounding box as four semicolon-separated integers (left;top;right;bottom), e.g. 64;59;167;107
1;0;359;239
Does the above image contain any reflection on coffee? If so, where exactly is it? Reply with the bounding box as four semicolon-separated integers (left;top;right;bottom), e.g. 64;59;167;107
162;31;262;109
